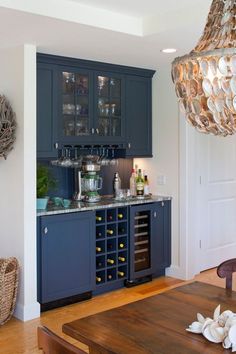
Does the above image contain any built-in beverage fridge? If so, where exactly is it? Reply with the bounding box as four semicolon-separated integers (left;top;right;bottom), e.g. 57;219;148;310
126;201;171;286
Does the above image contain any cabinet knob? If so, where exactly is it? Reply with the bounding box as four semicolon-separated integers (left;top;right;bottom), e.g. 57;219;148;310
161;201;165;207
43;227;48;235
96;128;99;134
54;142;59;149
154;211;157;218
128;143;131;149
91;128;95;134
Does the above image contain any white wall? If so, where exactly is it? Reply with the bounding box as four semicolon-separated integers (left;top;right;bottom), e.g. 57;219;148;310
0;44;40;320
135;64;184;278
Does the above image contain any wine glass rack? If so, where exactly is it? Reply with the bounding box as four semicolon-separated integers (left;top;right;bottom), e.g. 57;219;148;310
95;207;128;290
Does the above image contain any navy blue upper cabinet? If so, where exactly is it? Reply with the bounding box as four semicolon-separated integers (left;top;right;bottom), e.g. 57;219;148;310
37;53;155;157
37;211;95;304
37;63;58;158
125;76;152;157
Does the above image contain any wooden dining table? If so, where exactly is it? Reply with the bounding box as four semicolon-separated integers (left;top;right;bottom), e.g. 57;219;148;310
62;282;236;354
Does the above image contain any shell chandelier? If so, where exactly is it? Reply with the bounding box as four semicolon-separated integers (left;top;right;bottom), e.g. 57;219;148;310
172;0;236;136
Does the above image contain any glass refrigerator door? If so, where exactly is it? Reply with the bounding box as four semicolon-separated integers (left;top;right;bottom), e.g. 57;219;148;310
134;210;151;272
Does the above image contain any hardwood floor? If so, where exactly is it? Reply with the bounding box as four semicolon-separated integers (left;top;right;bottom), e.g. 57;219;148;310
0;269;229;354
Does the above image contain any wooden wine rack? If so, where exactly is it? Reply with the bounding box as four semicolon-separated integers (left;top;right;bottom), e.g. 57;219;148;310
95;206;128;291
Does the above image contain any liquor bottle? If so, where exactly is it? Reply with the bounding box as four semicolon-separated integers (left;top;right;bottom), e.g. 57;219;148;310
96;276;102;283
117;271;125;277
107;258;115;265
129;168;136;196
136;169;144;196
107;229;114;235
119;242;125;249
96;215;102;222
96;246;102;253
144;175;150;196
118;213;124;219
118;256;126;262
113;172;121;197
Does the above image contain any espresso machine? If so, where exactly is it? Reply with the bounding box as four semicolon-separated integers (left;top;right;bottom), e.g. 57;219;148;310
74;156;103;203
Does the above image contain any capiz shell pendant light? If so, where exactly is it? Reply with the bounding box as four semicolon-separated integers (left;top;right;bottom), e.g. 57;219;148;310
172;0;236;136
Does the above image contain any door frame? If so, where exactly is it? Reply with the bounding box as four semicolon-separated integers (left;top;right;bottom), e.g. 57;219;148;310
178;112;201;279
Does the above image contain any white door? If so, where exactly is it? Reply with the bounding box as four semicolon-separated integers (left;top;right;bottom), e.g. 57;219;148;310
196;132;236;271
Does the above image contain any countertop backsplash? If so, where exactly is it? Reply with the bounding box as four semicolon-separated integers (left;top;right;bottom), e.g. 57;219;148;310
37;158;133;200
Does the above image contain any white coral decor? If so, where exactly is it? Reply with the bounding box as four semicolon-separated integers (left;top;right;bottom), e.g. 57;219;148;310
186;305;236;352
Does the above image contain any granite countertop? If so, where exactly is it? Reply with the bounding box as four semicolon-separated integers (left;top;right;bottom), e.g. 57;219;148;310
37;195;172;217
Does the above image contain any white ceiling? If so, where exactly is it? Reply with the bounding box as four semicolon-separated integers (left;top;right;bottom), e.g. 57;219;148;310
0;0;212;70
69;0;208;18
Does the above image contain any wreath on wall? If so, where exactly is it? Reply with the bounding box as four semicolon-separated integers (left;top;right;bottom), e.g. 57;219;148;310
0;95;16;160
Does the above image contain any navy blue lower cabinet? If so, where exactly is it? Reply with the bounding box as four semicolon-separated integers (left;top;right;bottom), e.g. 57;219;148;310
37;211;95;307
128;201;171;284
153;200;171;272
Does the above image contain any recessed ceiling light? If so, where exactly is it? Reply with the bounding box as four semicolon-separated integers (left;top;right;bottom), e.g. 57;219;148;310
161;48;177;54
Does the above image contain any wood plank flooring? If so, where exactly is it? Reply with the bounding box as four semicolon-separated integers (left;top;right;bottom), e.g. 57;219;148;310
0;269;228;354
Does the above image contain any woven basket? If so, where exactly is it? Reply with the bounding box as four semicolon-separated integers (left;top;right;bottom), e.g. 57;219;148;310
0;257;19;325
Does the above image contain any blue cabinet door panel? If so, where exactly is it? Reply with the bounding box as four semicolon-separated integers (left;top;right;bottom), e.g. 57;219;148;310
39;211;95;303
126;76;152;157
37;64;58;158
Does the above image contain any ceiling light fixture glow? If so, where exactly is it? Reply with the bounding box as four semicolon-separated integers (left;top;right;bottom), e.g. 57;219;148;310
172;0;236;137
161;48;177;54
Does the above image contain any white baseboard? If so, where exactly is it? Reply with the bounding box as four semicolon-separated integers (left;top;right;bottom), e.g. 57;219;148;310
14;301;40;322
166;265;194;281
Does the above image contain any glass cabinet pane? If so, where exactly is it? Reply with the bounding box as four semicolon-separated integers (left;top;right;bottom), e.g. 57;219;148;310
62;71;90;137
76;75;89;95
64;117;75;136
76;118;89;136
96;75;122;137
76;96;89;116
98;117;110;136
110;78;121;98
98;76;109;97
63;72;75;94
111;118;121;136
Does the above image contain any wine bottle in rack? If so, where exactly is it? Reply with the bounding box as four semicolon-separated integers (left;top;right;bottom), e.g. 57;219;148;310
96;231;103;238
119;242;125;249
107;274;113;280
96;261;103;268
96;276;102;283
96;246;102;253
96;216;102;222
108;215;113;221
118;256;126;262
117;271;125;277
118;213;123;219
107;229;114;235
107;258;115;265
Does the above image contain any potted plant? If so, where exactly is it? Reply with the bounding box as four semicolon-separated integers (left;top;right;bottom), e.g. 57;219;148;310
37;164;56;210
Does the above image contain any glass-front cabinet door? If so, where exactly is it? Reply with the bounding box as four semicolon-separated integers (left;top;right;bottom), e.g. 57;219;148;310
58;68;125;145
59;69;93;143
95;73;125;142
